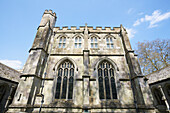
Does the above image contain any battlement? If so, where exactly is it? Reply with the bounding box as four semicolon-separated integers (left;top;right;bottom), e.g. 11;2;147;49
53;26;121;33
44;9;56;17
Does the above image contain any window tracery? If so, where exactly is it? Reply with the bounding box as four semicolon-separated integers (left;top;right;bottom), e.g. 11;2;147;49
55;60;74;99
98;61;117;99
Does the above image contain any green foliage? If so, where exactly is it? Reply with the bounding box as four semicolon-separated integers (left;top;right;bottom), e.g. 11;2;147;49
136;39;170;75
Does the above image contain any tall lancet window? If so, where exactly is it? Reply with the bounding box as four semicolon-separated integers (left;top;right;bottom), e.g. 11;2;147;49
55;60;74;99
98;61;117;99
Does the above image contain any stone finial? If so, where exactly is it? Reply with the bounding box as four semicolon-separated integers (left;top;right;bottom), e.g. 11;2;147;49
85;23;88;34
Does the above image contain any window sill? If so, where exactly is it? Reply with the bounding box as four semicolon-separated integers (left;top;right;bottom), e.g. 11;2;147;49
100;99;119;102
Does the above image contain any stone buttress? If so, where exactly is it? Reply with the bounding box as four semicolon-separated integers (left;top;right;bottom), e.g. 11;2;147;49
8;10;56;112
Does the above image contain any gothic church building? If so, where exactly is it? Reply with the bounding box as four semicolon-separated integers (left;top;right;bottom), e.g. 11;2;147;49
8;10;155;113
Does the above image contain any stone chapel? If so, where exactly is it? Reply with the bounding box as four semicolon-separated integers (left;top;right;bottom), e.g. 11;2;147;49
7;10;156;113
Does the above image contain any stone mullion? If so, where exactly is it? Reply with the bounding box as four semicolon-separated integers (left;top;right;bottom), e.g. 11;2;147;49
59;68;64;99
102;68;106;99
108;68;113;99
72;68;75;100
66;67;70;99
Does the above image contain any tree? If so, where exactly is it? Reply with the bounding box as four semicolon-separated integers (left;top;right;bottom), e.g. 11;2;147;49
136;39;170;75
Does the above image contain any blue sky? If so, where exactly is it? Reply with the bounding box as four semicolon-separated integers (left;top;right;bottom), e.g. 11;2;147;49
0;0;170;69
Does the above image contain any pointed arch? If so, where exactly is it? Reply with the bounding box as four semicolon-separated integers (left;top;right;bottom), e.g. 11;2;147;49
103;34;116;39
93;57;119;71
57;34;69;39
96;59;118;99
72;33;84;39
53;57;78;71
54;58;76;100
88;34;100;39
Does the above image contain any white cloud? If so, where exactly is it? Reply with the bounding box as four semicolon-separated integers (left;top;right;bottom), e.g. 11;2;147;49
0;59;22;69
126;28;136;39
133;10;170;28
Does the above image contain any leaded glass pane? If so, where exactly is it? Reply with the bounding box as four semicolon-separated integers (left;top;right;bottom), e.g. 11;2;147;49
64;69;68;76
95;43;98;48
105;77;111;99
104;69;108;77
111;44;114;48
61;77;67;99
106;38;109;43
70;68;74;76
63;43;65;48
63;37;66;43
68;77;73;99
79;43;81;48
107;44;110;48
110;38;113;43
98;77;104;99
55;77;61;99
95;37;97;42
79;38;82;42
75;43;77;48
58;68;63;76
98;69;102;77
110;69;114;77
59;38;62;43
91;43;93;48
59;43;61;48
111;77;117;99
91;38;93;42
75;37;78;43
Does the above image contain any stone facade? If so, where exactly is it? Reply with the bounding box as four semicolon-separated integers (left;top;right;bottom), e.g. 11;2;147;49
0;62;20;113
7;10;155;113
146;66;170;113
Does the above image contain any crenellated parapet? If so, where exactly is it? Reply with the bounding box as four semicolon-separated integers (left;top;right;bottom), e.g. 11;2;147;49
44;9;56;18
53;26;121;34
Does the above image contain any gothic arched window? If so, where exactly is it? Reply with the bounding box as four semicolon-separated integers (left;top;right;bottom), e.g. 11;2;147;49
55;60;74;99
91;36;98;48
98;61;117;99
106;37;113;48
75;36;82;48
59;37;66;48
